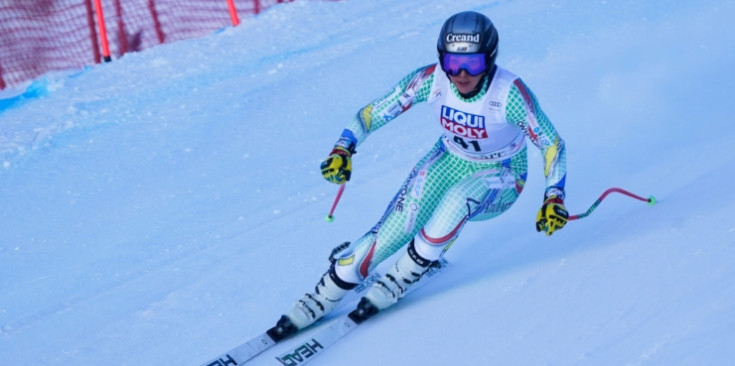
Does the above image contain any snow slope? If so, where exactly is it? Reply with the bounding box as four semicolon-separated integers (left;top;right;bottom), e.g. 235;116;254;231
1;0;734;365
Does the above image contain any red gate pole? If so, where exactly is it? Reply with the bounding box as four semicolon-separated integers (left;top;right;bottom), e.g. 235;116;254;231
84;0;102;64
148;0;165;44
226;0;240;26
0;65;6;90
92;0;112;62
114;0;128;55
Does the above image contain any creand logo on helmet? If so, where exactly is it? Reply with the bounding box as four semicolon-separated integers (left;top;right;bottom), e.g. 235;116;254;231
445;33;480;44
444;33;481;52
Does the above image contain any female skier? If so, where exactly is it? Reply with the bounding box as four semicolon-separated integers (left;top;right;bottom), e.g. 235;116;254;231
272;10;568;334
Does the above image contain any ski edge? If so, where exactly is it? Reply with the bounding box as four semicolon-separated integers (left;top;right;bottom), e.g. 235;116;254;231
199;332;276;366
272;258;448;365
274;315;359;365
199;259;448;366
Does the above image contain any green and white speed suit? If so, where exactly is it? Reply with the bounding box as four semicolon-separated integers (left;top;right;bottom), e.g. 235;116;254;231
332;64;566;285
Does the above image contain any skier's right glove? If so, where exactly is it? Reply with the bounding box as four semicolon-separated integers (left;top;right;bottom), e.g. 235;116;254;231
320;146;352;184
536;195;569;236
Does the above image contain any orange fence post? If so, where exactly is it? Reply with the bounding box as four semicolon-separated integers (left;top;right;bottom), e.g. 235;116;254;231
226;0;240;26
92;0;112;62
84;0;102;63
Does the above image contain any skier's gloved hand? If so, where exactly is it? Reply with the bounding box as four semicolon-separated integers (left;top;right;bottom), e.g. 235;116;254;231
321;146;352;184
536;195;569;236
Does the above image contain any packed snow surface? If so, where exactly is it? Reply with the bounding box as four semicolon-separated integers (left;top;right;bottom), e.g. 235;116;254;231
1;0;734;365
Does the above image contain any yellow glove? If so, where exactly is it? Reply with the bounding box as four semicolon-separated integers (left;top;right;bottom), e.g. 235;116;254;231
536;196;569;236
320;146;352;184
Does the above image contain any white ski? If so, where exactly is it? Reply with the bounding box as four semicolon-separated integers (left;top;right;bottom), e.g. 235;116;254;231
200;332;276;366
274;314;359;365
273;259;448;365
198;257;446;366
196;266;383;366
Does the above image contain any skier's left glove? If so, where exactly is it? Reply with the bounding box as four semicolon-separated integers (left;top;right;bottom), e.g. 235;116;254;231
536;195;569;236
320;146;352;184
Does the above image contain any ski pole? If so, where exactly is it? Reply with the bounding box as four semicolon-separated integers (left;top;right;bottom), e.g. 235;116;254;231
569;187;656;221
325;183;346;222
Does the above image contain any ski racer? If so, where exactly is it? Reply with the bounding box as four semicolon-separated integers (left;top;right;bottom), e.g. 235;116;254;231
273;10;569;333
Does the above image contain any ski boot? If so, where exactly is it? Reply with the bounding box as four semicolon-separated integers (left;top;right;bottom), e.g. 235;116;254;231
283;242;357;330
363;240;436;310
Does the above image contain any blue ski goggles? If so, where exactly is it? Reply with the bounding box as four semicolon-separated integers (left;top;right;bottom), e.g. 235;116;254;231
441;53;488;76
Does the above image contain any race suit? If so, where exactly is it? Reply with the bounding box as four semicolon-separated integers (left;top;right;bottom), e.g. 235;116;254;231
331;64;566;285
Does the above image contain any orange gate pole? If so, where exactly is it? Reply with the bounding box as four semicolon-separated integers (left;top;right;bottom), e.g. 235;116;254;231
226;0;240;26
92;0;112;62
